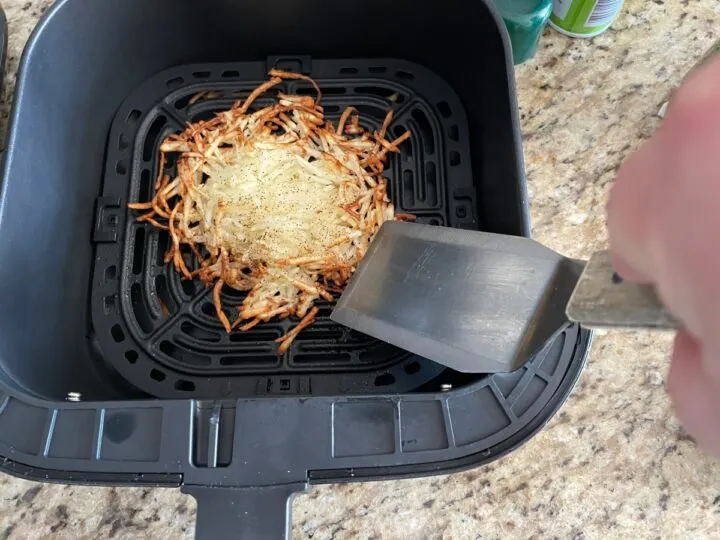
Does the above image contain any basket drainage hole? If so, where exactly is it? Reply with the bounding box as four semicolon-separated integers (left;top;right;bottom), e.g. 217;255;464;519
174;94;193;110
425;162;438;205
395;70;415;81
160;340;212;367
192;71;211;79
166;77;185;90
369;66;387;73
104;295;115;314
156;230;170;266
436;101;452;118
105;266;117;281
175;380;196;392
354;86;398;100
139;170;151;202
374;373;396;386
127;110;142;124
456;206;467;219
116;161;127;175
181;278;197;297
222;70;240;79
118;133;129;150
402;170;414;207
393;126;412;157
111;324;125;343
296;86;346;96
133;228;146;274
180;321;221;343
143;116;168;161
450;151;462;167
222;285;246;300
125;350;138;364
404;361;421;375
155;275;177;316
411;109;435;154
150;369;166;382
131;283;155;334
340;67;358;75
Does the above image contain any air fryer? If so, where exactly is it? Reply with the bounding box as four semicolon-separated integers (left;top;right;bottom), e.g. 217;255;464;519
0;1;591;539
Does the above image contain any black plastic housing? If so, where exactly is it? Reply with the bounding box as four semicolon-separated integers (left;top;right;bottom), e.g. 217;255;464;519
0;2;591;539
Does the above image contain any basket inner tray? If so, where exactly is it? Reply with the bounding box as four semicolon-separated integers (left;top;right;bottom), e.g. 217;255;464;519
91;57;479;399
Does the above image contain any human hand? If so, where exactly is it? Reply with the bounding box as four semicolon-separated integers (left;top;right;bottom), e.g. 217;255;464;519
607;54;720;458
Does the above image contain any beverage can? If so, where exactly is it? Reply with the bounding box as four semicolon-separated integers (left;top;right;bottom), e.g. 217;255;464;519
549;0;625;38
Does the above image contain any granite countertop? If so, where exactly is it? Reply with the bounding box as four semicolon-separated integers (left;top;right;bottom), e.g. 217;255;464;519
1;1;719;539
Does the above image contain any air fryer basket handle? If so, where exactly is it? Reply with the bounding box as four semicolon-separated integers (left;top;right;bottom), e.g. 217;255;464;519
183;484;307;540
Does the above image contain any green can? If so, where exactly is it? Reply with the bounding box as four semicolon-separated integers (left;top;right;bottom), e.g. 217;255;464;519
549;0;625;38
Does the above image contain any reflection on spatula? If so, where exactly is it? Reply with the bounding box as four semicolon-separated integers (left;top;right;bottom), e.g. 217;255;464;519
331;221;677;374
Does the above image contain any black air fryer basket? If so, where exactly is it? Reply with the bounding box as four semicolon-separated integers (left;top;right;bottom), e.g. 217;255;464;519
0;1;591;538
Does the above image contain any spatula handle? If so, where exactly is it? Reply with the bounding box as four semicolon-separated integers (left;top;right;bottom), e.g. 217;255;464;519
565;250;679;330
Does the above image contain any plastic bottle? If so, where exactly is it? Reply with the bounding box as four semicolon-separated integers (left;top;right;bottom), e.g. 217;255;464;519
549;0;625;38
494;0;554;64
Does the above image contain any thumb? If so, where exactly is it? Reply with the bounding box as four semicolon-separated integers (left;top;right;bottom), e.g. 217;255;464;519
606;134;665;284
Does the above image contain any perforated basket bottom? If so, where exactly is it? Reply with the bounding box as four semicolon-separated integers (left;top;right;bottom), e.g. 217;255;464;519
91;57;481;399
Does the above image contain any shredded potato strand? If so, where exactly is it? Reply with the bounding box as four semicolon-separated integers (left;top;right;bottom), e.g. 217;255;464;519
130;70;413;353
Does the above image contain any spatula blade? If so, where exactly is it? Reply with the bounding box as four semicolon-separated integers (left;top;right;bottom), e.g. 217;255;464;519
331;221;582;373
565;250;678;330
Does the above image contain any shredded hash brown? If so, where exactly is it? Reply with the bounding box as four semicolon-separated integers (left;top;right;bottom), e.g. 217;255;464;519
128;70;414;354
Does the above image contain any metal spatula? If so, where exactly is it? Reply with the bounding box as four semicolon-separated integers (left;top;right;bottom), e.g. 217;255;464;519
330;221;677;374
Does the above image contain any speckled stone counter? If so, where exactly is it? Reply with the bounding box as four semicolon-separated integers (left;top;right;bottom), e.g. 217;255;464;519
1;1;720;539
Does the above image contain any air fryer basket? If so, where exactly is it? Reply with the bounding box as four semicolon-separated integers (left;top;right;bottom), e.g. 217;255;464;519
0;1;592;539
